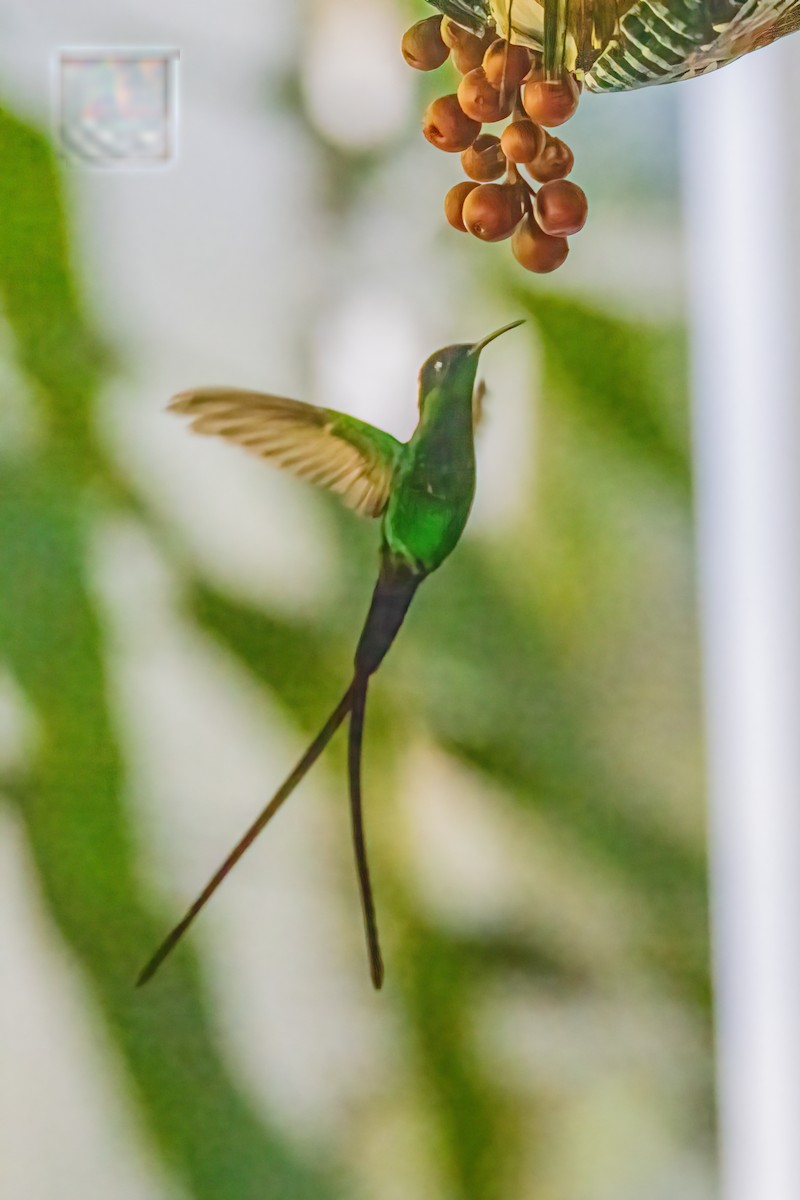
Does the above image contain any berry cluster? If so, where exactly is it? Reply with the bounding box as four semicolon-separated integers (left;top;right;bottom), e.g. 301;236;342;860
402;15;587;274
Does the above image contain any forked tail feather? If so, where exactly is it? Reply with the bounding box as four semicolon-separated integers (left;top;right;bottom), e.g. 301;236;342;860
348;674;384;989
138;562;422;989
136;684;354;986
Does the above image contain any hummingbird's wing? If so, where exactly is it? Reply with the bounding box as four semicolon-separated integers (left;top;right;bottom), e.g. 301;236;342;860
169;388;402;518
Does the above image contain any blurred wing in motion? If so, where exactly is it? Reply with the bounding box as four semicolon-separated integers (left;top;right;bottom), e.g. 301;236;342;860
169;388;402;518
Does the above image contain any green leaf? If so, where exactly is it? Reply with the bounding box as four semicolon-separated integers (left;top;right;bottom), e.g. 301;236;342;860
0;457;343;1200
518;290;692;494
397;914;520;1200
0;97;344;1199
0;106;109;457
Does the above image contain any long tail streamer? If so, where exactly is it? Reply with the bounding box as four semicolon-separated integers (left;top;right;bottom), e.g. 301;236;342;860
348;675;384;989
136;685;354;986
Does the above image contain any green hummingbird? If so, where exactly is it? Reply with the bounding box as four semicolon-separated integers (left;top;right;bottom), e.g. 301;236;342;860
137;319;523;991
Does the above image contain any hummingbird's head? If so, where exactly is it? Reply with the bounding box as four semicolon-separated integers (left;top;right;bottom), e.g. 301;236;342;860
417;320;525;410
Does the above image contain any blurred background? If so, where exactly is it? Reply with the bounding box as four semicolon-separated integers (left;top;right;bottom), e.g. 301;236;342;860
3;2;795;1198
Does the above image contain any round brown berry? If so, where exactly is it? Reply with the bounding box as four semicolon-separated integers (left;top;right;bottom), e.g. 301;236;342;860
482;39;531;90
534;179;588;236
462;183;524;242
449;25;491;74
522;76;580;126
501;119;546;164
457;67;514;124
441;17;491;52
461;134;505;182
523;53;545;83
450;43;481;73
444;181;479;231
423;94;481;152
402;17;450;71
511;215;569;272
527;135;574;181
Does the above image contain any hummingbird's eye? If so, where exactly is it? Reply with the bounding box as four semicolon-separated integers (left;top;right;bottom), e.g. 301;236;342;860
434;360;443;371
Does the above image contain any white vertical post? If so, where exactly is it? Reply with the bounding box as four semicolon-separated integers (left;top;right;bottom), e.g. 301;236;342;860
681;41;800;1200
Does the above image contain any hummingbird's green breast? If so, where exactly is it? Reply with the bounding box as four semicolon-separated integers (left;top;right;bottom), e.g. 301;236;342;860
382;390;476;575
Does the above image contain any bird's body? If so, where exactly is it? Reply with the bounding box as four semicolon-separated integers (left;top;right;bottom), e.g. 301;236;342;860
138;321;522;991
384;346;478;573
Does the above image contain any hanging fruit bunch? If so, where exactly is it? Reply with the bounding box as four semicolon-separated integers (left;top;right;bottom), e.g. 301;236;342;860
403;14;587;274
403;0;800;272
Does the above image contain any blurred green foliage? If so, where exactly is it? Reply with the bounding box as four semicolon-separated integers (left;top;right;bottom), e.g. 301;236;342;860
0;104;341;1200
0;84;711;1200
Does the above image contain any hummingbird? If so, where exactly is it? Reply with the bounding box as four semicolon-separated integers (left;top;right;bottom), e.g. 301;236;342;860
137;320;524;991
